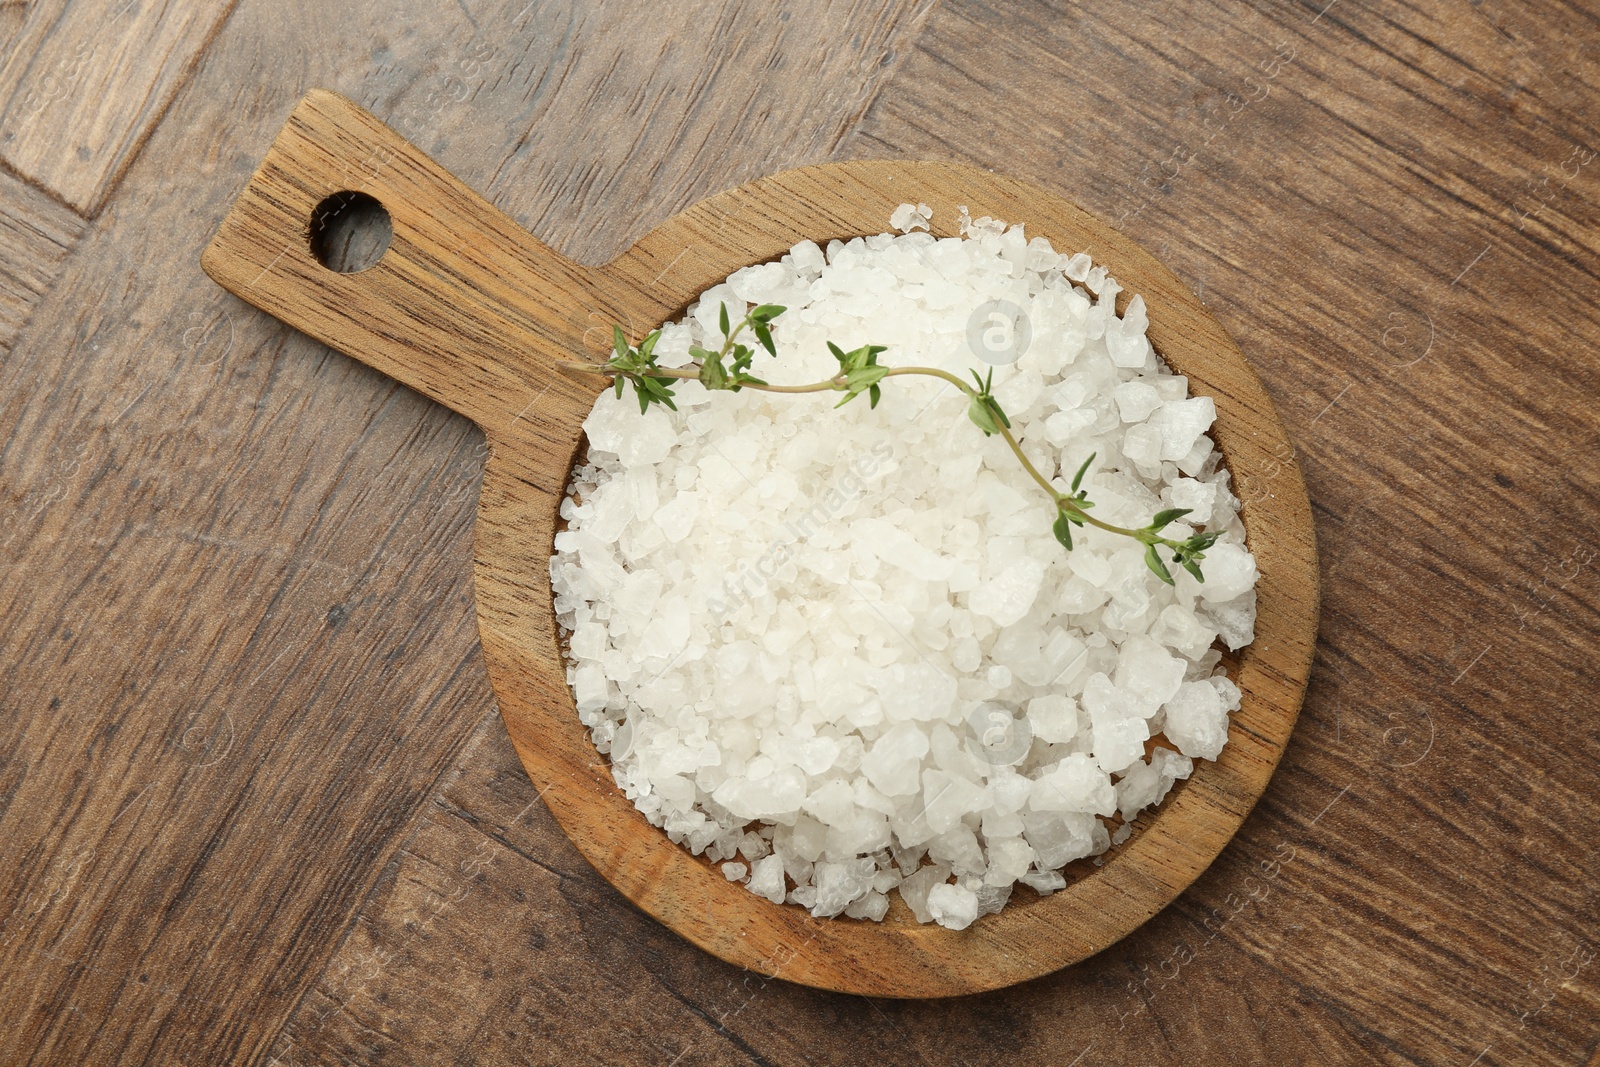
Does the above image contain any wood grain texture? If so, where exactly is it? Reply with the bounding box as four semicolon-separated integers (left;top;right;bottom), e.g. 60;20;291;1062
3;0;1598;1060
279;709;1388;1067
0;210;493;1066
0;5;26;59
0;165;85;353
278;0;1599;1061
0;0;940;1062
200;89;1317;996
0;0;239;214
839;0;1600;1060
350;0;938;267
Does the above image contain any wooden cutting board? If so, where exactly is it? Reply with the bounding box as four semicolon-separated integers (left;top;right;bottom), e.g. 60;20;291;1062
200;88;1318;998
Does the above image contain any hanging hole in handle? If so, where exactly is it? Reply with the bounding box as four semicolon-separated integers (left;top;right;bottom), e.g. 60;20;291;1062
309;191;393;273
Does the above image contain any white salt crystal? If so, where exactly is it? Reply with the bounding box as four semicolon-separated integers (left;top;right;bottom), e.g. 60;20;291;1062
984;836;1035;887
1116;747;1194;821
1029;753;1116;815
552;203;1258;930
989;769;1033;815
652;490;699;543
1204;589;1257;650
1021;868;1068;895
1082;673;1151;773
810;858;877;917
1027;693;1078;743
1044;409;1095;447
1106;323;1152;368
899;862;953;924
859;723;930;796
1150;397;1216;461
1163;477;1217;525
1122;424;1164;469
738;831;769;861
1177;436;1215;477
1023;810;1101;868
573;664;609;712
804;778;857;825
790;239;826;275
1162;679;1234;760
825;808;891;857
590;403;679;466
788;814;827;861
693;284;744;339
1113;634;1187;713
729;263;781;299
796;735;841;775
1114;381;1163;422
1149;604;1220;661
845;891;890;921
890;202;933;233
929;826;984;874
746;854;787;904
1021;236;1058;272
1196;541;1258;602
968;558;1046;627
876;662;957;723
922;768;987;835
974;881;1013;917
927;882;980;931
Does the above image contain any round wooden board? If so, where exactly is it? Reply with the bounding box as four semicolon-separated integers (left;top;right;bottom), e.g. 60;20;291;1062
201;90;1319;999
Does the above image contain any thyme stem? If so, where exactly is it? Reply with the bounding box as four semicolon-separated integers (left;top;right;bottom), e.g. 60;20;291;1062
558;303;1222;583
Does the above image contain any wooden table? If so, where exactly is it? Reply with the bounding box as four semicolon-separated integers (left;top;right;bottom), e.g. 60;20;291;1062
1;0;1595;1063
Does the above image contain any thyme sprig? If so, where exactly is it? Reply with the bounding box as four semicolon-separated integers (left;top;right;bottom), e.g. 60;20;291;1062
561;305;1221;585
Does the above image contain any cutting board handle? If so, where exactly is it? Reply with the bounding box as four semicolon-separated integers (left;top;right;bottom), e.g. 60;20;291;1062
201;89;620;436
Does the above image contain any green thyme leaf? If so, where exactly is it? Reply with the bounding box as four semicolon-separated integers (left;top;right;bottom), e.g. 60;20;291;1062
836;365;889;408
1071;452;1096;493
1052;510;1074;550
1145;544;1174;584
596;313;1226;582
699;356;728;391
644;375;677;410
967;394;1000;436
753;322;776;356
987;394;1011;429
639;329;661;359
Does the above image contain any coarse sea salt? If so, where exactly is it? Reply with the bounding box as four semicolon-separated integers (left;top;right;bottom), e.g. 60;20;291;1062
550;206;1258;930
